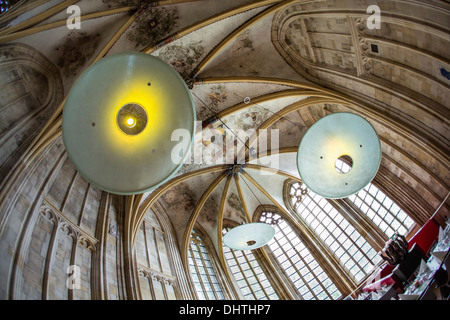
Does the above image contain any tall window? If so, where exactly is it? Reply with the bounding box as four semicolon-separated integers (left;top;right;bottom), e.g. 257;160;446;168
336;158;415;238
188;229;224;300
348;183;415;238
289;182;379;282
259;212;342;300
222;227;278;300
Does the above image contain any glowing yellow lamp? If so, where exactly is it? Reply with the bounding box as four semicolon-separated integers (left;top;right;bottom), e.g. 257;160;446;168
62;52;195;195
126;117;135;127
297;112;381;199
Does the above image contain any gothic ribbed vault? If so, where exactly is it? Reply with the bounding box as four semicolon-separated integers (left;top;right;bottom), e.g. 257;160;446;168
0;0;448;301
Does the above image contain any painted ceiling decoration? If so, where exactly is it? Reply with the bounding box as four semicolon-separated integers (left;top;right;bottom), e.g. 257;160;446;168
1;0;448;242
0;0;448;301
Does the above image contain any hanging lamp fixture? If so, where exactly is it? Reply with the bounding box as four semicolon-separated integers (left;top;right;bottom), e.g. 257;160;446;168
222;167;275;251
296;112;381;199
62;52;195;195
223;222;276;251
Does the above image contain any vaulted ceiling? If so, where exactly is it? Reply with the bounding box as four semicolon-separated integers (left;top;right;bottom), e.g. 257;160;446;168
0;0;448;256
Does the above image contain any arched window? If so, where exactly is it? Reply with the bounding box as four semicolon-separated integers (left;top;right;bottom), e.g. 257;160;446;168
289;182;379;282
222;226;278;300
259;211;342;300
188;229;225;300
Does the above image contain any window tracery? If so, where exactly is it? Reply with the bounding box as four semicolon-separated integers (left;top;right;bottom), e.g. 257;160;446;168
286;167;416;286
335;158;415;238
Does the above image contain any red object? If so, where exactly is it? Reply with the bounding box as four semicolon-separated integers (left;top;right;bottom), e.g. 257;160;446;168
362;218;440;293
362;273;397;292
407;218;440;254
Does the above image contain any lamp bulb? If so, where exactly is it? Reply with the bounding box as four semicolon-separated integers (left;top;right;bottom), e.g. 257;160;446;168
126;117;135;127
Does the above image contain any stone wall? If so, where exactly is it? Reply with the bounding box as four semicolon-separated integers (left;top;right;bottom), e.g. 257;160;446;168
272;0;450;224
0;44;127;300
0;43;63;177
0;137;187;300
0;138;125;299
136;208;178;300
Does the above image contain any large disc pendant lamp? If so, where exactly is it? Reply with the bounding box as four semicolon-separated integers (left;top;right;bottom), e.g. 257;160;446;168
223;168;276;251
223;222;275;251
297;112;381;199
62;52;195;195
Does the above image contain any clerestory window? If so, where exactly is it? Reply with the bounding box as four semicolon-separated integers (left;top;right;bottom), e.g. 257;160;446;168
336;158;415;238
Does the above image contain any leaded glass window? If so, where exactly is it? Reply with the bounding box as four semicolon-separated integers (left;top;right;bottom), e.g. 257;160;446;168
335;158;414;238
259;212;342;300
223;226;278;300
348;183;415;238
289;182;379;282
188;229;224;300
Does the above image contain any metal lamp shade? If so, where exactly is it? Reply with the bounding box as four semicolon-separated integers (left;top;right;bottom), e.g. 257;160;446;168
297;112;381;199
223;223;275;251
62;52;195;195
